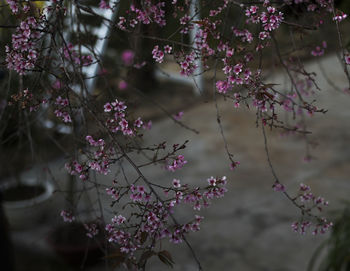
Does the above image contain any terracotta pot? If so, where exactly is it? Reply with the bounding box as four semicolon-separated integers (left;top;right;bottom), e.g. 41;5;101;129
1;178;55;230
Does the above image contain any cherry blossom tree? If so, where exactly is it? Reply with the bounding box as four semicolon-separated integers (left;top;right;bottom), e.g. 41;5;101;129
1;0;349;270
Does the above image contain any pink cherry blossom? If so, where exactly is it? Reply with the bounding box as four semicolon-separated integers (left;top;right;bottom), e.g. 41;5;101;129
118;80;128;90
60;210;75;223
121;50;135;66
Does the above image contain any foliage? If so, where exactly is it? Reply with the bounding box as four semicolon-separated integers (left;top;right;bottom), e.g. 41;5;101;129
308;206;350;271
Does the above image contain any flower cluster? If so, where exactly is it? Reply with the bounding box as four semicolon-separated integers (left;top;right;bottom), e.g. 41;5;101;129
291;218;333;235
333;11;348;22
5;15;42;75
311;41;327;57
178;51;198;76
84;223;99;238
85;136;111;176
118;0;166;30
65;136;111;179
260;6;284;32
103;175;227;260
6;0;19;14
104;99;144;136
9;88;44;112
166;155;187;172
298;183;329;209
152;45;172;63
290;183;332;235
106;185;120;200
130;184;151;202
272;181;286;192
63;43;93;67
54;96;71;123
209;0;228;17
5;0;349;268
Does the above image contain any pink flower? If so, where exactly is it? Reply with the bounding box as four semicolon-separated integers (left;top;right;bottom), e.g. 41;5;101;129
311;46;324;57
207;176;216;186
299;183;311;192
166;155;187;172
152;45;164;63
137;185;145;194
216;80;229;93
259;31;269;40
173;111;184;121
272;182;285;192
164;45;172;54
60;210;75;223
172;179;181;188
99;0;111;9
333;12;347;22
52;80;62;90
73;161;83;173
119;119;128;129
106;187;119;200
118;80;128;90
84;223;99;238
345;54;350;65
142;120;152;130
121;50;135;66
134;117;143;128
291;222;299;233
104;102;113;112
230;161;240;170
112;99;127;111
233;63;243;74
112;215;126;225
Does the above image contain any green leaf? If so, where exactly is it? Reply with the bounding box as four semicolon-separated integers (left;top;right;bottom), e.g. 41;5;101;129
139;250;156;267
